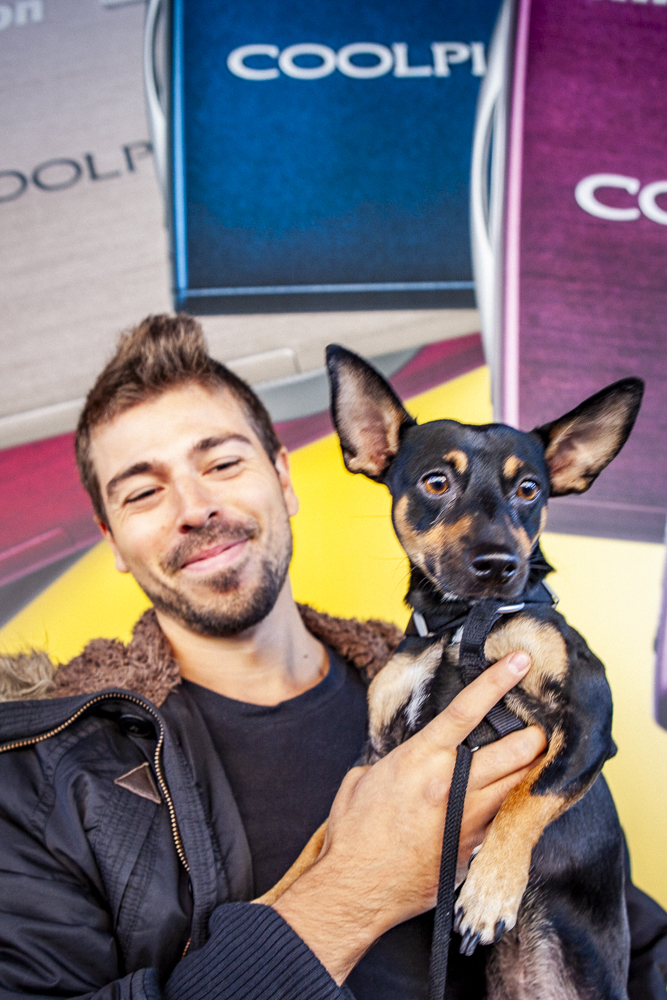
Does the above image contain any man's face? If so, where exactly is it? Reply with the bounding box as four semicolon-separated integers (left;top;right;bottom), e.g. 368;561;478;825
90;383;298;636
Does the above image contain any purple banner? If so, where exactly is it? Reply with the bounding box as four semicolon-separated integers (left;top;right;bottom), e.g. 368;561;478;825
504;0;667;543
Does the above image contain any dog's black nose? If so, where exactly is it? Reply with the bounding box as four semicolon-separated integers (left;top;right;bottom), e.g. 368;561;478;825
468;550;520;585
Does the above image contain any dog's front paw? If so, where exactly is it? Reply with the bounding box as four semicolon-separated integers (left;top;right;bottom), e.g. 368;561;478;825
453;852;528;955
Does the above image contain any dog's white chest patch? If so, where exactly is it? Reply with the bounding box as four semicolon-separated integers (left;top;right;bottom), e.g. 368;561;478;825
368;640;444;740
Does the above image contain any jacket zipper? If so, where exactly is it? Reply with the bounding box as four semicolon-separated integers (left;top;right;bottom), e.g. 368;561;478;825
0;692;189;874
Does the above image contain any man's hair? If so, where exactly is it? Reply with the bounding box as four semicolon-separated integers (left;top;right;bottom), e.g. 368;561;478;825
75;314;282;526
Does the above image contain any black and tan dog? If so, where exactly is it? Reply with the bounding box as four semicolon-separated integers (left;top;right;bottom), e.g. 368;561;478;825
262;345;643;999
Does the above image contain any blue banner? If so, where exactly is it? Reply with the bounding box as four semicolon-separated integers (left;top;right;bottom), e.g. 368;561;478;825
169;0;502;311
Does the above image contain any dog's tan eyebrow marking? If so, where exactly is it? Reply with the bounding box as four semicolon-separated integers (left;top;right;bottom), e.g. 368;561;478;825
503;455;523;479
444;449;468;474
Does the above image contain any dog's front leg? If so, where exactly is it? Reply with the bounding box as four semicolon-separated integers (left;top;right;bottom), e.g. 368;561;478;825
454;616;615;953
253;820;328;906
453;733;570;952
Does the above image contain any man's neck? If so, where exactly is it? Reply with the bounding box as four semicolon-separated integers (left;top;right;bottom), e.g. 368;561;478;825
154;581;328;706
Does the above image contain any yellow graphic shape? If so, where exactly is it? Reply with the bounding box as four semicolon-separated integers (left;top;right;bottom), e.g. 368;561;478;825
0;542;151;662
1;363;666;907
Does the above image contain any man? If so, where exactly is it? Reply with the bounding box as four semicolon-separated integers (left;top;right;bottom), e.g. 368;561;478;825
0;315;664;1000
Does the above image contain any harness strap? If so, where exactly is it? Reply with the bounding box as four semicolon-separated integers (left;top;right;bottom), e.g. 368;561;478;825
458;599;526;742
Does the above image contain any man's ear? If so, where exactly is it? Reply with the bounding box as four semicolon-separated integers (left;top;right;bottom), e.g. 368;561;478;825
532;377;644;496
326;344;416;481
96;517;130;574
274;446;299;517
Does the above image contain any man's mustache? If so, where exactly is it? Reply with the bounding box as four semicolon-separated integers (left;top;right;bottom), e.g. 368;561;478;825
161;518;259;574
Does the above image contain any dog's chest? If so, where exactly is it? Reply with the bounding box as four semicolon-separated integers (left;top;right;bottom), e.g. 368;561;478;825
366;612;569;761
365;630;472;761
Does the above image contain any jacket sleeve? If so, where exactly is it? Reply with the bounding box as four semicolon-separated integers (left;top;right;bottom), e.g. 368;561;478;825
160;904;354;1000
0;753;663;1000
0;852;665;1000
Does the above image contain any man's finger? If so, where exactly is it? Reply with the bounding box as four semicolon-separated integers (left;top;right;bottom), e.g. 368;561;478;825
467;725;547;791
415;651;532;753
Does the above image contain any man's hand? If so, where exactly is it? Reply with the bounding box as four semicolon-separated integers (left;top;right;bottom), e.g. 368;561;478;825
273;650;546;985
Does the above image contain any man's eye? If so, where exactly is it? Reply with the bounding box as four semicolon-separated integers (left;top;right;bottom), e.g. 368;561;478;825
516;480;539;501
211;458;241;473
423;473;450;496
125;487;159;504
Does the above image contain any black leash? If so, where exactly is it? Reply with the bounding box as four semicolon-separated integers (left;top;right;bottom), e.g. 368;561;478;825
428;742;473;1000
422;585;557;999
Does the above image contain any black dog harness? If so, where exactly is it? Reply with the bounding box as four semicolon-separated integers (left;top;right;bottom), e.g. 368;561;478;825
414;580;558;1000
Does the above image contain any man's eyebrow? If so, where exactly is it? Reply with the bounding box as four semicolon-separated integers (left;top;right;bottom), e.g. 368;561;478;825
192;434;252;453
105;462;156;502
104;436;253;502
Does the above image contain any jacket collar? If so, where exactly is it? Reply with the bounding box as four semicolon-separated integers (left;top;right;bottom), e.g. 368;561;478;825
0;605;402;708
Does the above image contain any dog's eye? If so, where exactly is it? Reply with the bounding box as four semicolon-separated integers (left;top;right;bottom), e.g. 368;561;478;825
423;474;450;495
516;480;539;501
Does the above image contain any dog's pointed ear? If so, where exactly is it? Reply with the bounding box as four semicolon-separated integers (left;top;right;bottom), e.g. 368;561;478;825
532;377;644;496
326;344;416;480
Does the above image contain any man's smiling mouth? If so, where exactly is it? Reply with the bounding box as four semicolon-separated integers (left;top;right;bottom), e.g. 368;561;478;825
180;538;251;574
160;520;260;577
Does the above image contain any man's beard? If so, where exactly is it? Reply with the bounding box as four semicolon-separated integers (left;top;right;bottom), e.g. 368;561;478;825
138;517;293;637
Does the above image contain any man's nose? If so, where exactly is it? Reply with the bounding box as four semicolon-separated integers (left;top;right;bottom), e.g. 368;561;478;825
175;478;220;531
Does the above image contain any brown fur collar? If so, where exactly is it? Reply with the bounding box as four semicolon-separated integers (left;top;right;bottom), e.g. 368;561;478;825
0;606;402;707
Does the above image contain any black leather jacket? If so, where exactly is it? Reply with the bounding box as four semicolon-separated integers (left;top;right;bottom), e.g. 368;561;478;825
0;682;356;1000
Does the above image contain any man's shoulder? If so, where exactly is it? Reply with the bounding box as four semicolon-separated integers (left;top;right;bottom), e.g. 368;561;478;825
0;609;180;711
0;609;179;749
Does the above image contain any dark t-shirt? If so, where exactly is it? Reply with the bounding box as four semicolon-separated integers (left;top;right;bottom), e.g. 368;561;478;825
183;651;368;898
183;652;484;1000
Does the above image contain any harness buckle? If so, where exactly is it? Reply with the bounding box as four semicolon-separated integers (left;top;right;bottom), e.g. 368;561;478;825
497;601;526;614
413;611;431;637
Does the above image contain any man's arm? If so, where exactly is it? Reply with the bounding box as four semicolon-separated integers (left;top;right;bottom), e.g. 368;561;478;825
273;651;542;984
4;649;663;999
